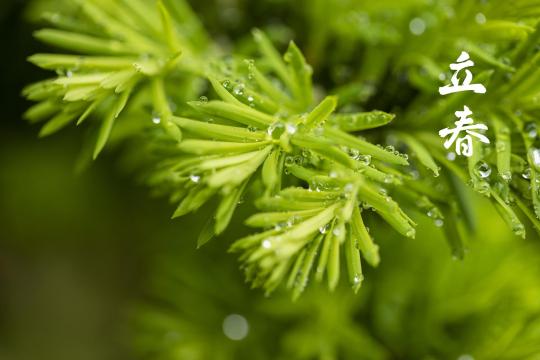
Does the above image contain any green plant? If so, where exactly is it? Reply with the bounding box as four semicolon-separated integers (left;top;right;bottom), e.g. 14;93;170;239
24;0;540;300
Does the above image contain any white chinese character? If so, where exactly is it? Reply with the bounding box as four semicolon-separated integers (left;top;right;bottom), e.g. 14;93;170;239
439;106;490;157
439;51;486;95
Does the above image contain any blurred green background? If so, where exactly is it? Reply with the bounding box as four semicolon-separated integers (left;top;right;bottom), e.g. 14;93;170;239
0;1;153;359
2;1;540;359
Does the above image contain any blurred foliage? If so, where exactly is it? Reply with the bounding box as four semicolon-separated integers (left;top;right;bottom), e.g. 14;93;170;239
132;208;540;360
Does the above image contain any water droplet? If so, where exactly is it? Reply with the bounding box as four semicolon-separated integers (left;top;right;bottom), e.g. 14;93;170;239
293;155;303;165
222;314;249;341
349;148;371;165
285;156;295;166
353;274;362;284
512;222;525;237
247;95;254;103
523;167;531;179
356;154;371;165
152;115;161;124
233;84;244;96
434;219;444;227
319;224;329;234
529;148;540;171
474;161;492;178
199;96;208;103
267;121;285;139
189;174;201;183
409;17;426;35
501;171;512;181
222;80;231;89
475;12;486;24
285;123;297;134
525;122;537;139
262;240;272;249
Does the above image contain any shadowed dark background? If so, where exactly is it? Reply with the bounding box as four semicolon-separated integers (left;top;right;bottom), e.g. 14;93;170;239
0;2;158;359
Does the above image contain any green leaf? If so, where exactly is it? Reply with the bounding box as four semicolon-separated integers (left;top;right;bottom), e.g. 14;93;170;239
327;233;340;291
248;62;292;107
284;41;313;108
33;29;133;54
177;139;270;155
377;208;416;239
208;78;244;105
158;0;181;52
397;132;440;176
286;248;306;289
23;101;60;124
292;233;323;300
197;216;215;248
344;224;363;293
491;113;512;181
63;85;99;101
324;126;409;165
80;1;162;54
215;180;249;235
328;111;395;132
171;116;266;141
93;90;131;159
477;20;534;41
172;186;216;218
492;191;526;239
440;205;466;260
206;147;272;188
351;207;380;266
290;133;355;168
28;54;136;70
252;29;295;96
304;96;337;129
188;100;275;128
245;209;323;228
467;139;491;196
39;108;79;137
76;99;101;125
261;149;282;195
